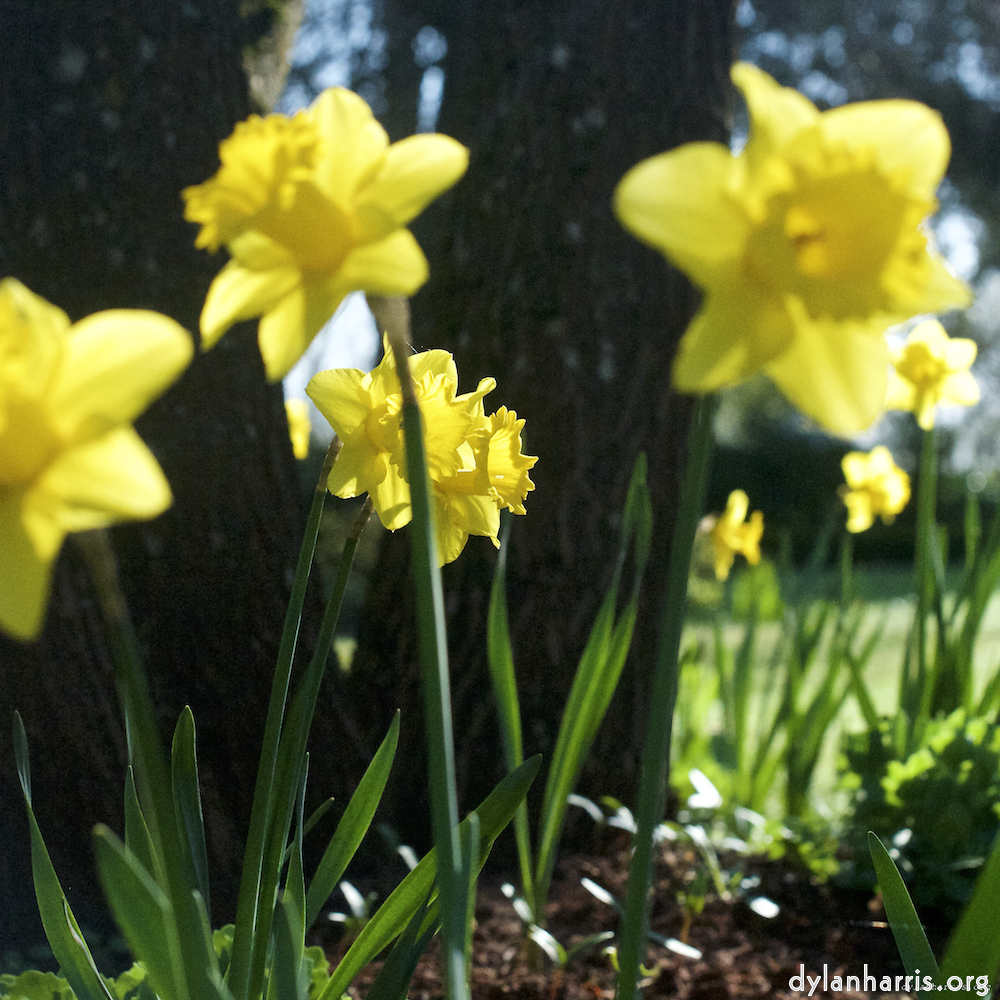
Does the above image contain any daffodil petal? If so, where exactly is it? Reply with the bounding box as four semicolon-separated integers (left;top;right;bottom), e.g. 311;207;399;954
336;229;430;298
201;256;301;348
672;285;794;393
51;311;192;440
257;280;347;382
614;143;747;287
943;370;980;407
356;134;469;241
821;101;951;196
308;87;390;204
370;466;412;530
307;367;371;435
0;492;52;641
35;427;173;533
732;62;817;166
766;307;889;434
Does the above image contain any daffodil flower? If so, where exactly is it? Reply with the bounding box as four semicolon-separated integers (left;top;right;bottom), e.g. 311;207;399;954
0;279;192;640
840;446;911;533
708;489;763;581
306;339;535;563
284;399;312;460
885;318;979;430
184;87;469;382
614;62;971;435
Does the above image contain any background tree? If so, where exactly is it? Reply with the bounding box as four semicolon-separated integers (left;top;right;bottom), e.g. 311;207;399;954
332;0;737;846
0;0;317;948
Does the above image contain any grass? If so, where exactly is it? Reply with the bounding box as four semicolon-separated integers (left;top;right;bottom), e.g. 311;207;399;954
678;561;1000;825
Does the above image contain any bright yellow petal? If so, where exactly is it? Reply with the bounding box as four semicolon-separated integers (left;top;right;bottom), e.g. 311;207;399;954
614;143;747;287
200;253;301;348
51;311;192;440
370;465;412;530
307;367;371;436
0;279;67;393
820;101;951;197
307;87;389;205
942;370;979;408
335;229;430;298
672;283;794;393
732;62;818;165
0;491;54;641
34;427;173;533
356;134;469;241
257;278;347;381
765;306;889;434
326;423;389;499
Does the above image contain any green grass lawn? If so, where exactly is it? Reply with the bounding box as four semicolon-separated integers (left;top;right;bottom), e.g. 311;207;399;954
677;561;1000;827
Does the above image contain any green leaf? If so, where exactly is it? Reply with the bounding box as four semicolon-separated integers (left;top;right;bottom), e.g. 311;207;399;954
486;519;534;911
124;768;159;881
269;894;309;1000
364;892;435;1000
534;456;650;911
319;756;541;1000
941;827;1000;982
171;708;211;921
868;832;940;979
0;970;76;1000
12;713;115;1000
93;824;187;1000
305;712;400;928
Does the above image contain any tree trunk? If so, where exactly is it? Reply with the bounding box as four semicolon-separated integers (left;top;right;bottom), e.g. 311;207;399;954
342;0;736;848
0;0;315;946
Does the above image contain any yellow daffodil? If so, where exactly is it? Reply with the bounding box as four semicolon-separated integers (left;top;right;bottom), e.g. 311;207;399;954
708;489;763;581
614;62;971;435
840;445;911;533
306;338;535;563
0;279;192;640
183;87;469;382
285;398;312;459
885;318;979;430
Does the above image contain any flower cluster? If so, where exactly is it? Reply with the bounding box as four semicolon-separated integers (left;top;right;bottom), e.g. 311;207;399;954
885;319;979;430
614;62;971;435
307;339;536;564
183;88;468;382
840;446;911;533
705;489;764;581
0;279;192;640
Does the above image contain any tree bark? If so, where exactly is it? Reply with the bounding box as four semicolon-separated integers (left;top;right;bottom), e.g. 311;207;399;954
342;0;736;847
0;0;314;945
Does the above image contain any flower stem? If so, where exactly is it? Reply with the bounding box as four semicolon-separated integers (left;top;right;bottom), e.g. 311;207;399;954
379;296;470;1000
911;424;938;749
230;437;340;1000
75;528;219;998
615;394;716;1000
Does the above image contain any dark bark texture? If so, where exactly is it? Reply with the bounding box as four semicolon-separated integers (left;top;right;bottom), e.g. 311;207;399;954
0;0;315;946
339;0;737;848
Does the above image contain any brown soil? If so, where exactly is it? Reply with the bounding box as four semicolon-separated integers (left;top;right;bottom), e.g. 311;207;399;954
323;833;933;1000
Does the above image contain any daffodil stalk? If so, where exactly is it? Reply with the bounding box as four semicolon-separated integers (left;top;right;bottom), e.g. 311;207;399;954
227;436;341;1000
883;320;979;747
615;394;716;1000
374;294;472;1000
75;528;222;1000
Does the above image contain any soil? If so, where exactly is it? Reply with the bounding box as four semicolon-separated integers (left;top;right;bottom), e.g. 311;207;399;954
320;831;938;1000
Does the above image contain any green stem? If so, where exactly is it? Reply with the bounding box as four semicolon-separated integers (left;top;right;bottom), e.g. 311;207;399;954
384;315;469;1000
76;529;217;1000
229;438;340;1000
911;425;937;750
615;394;716;1000
245;496;373;999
